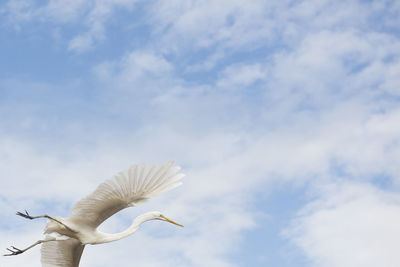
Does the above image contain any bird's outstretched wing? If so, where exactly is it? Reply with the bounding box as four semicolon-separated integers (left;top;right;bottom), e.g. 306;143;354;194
69;161;184;228
41;237;85;267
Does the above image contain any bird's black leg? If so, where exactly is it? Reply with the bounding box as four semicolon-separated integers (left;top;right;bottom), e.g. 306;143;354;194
16;210;78;233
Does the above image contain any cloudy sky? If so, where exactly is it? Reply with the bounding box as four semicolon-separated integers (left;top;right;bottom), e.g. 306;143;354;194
1;0;400;266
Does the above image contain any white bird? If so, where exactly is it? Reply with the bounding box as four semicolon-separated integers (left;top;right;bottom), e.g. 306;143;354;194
4;161;184;267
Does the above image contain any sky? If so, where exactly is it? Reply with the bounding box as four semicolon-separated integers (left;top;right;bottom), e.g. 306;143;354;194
0;0;400;266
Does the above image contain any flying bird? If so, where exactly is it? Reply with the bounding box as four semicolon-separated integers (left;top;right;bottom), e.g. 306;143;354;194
4;161;184;267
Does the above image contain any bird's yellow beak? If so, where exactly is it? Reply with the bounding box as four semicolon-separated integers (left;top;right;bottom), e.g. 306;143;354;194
160;214;184;227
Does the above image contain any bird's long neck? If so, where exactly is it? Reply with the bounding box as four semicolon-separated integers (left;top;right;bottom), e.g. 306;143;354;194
96;212;159;244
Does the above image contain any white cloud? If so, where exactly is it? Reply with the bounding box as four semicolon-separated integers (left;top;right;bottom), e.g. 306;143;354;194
94;49;173;88
2;0;138;52
68;32;98;53
270;30;399;96
67;0;138;53
285;183;400;267
217;63;267;89
147;0;278;69
146;0;395;71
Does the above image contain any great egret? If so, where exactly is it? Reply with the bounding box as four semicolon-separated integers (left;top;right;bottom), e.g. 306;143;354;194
4;161;184;267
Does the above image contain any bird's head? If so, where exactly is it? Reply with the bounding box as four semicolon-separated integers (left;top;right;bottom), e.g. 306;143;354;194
152;211;184;227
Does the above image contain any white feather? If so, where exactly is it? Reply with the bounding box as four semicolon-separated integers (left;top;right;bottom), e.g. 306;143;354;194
41;237;84;267
69;161;184;228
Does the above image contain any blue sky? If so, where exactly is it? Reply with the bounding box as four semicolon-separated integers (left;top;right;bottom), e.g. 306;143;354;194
1;1;400;267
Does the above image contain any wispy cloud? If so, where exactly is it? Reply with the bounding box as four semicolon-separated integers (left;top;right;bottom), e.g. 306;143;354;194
2;0;138;52
285;183;400;267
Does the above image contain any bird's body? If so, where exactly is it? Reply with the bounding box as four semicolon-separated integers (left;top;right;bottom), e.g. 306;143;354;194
5;161;184;267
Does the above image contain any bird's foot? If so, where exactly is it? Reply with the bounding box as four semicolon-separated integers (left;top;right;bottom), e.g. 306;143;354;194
16;210;34;220
4;246;23;256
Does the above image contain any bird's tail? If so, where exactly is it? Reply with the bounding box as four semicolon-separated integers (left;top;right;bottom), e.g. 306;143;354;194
43;216;65;234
